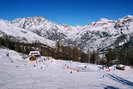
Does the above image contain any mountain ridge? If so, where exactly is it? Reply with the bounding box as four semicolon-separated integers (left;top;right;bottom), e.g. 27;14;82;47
0;15;133;52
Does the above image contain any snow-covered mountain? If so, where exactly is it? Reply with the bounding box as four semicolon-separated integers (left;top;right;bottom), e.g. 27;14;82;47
0;15;133;52
11;16;69;41
0;19;55;47
69;15;133;51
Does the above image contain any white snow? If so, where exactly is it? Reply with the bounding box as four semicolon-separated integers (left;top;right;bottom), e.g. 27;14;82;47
0;20;56;47
1;16;133;51
0;48;133;89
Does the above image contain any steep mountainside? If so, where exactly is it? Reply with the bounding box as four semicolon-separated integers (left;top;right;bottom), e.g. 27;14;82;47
0;15;133;52
70;16;133;51
0;19;55;47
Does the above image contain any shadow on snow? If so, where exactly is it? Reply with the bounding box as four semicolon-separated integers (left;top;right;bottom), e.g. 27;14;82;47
106;73;133;87
104;85;119;89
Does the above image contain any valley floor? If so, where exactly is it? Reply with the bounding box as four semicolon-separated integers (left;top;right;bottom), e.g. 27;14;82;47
0;48;133;89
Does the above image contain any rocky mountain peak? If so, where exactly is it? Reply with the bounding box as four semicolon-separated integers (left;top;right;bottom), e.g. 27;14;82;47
0;15;133;52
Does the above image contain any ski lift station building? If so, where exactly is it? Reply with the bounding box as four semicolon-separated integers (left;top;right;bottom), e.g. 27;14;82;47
29;51;41;57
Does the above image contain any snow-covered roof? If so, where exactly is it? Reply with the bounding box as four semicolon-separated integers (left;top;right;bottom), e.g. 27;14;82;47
29;51;40;56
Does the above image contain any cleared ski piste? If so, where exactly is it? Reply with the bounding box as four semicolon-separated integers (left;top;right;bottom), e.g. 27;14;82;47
0;49;133;89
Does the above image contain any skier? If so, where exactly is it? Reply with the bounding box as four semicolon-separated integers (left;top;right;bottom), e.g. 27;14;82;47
70;71;73;74
6;52;9;56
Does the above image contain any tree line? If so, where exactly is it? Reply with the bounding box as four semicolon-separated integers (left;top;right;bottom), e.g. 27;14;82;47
0;35;133;66
105;48;133;66
0;36;100;64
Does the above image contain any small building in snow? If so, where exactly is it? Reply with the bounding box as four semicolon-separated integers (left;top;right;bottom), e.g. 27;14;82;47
29;51;41;57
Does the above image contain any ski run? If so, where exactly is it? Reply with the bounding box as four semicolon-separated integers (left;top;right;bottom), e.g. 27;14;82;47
0;48;133;89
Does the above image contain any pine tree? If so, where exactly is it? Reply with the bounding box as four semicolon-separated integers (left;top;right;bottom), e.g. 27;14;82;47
105;48;116;66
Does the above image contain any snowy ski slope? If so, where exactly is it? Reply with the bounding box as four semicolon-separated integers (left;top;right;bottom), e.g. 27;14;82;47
0;48;133;89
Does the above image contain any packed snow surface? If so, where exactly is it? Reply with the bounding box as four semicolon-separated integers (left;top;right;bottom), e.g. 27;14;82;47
0;48;133;89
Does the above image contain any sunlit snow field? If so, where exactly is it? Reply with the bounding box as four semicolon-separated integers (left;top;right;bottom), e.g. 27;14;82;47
0;48;133;89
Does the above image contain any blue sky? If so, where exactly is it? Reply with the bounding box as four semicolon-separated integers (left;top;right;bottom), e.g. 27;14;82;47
0;0;133;26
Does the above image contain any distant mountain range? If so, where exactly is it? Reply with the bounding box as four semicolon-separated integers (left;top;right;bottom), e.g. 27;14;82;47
0;15;133;52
